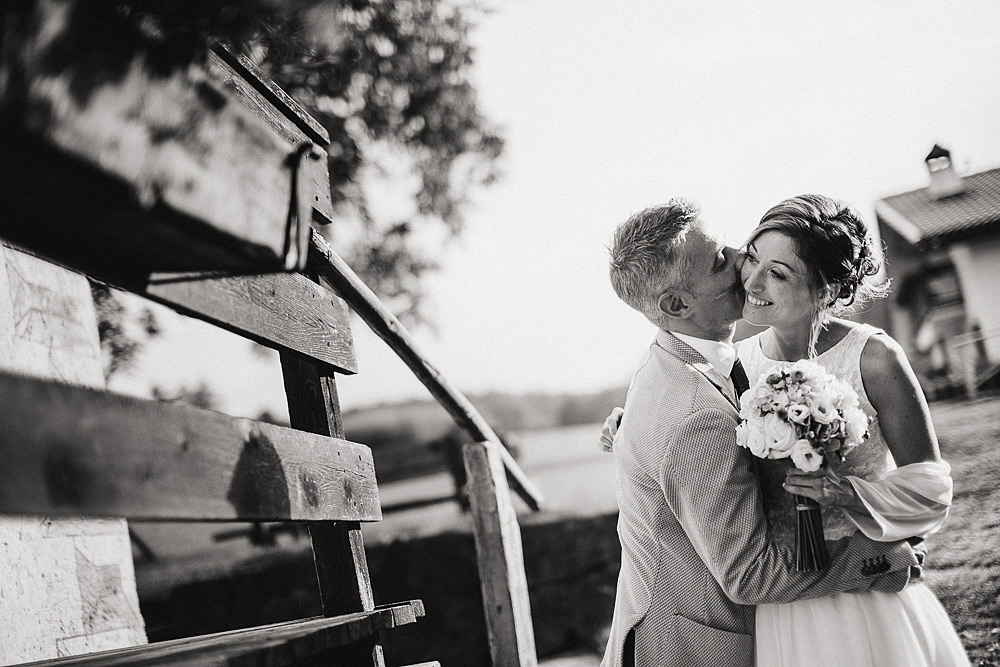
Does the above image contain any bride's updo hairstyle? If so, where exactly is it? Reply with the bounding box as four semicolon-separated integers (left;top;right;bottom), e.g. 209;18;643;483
748;194;888;318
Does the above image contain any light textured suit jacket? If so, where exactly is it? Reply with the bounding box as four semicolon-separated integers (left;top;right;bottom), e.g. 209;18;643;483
602;331;917;667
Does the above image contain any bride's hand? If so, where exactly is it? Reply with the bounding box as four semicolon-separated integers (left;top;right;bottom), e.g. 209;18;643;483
599;407;624;452
783;467;860;509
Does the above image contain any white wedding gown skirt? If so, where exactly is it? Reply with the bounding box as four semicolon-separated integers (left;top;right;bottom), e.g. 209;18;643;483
755;583;970;667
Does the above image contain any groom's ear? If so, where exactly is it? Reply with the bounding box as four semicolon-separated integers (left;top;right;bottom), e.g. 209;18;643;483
657;290;690;319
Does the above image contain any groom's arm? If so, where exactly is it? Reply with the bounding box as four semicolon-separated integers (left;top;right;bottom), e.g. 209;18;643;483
661;407;918;605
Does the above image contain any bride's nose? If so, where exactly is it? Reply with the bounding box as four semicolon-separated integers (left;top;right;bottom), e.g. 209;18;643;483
743;263;763;292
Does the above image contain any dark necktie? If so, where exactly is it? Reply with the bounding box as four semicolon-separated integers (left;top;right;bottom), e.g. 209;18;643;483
731;358;750;399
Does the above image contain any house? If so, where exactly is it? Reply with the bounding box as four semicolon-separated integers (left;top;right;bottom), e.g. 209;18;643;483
868;145;1000;398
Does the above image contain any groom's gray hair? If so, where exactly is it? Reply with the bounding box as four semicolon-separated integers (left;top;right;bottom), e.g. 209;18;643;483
609;199;698;323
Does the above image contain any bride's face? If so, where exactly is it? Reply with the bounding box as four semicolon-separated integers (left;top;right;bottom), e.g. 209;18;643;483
740;230;818;329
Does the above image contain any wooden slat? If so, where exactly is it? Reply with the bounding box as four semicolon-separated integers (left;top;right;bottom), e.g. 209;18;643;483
308;231;546;512
136;271;357;374
463;442;537;667
13;601;425;667
281;348;386;666
0;371;380;522
206;47;335;226
0;2;309;274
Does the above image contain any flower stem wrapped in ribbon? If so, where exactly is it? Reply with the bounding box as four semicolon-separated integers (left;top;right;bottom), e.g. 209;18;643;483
736;359;870;571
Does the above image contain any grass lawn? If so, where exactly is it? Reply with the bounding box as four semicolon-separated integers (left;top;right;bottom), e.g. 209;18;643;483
924;391;1000;666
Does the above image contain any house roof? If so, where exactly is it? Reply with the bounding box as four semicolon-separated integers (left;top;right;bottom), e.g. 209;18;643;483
875;166;1000;245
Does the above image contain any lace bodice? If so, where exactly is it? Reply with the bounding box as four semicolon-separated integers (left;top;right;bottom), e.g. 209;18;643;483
737;324;896;542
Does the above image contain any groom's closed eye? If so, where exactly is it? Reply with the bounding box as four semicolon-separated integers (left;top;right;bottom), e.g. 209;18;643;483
712;251;727;273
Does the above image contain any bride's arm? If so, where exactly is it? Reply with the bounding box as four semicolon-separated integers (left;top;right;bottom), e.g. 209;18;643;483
860;332;942;467
786;333;953;541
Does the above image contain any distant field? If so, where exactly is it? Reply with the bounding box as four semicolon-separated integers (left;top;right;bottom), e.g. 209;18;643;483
922;392;1000;666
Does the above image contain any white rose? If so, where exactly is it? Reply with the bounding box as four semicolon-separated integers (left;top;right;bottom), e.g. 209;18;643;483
737;420;769;457
763;413;797;458
810;390;837;424
786;403;810;425
770;391;790;411
835;380;860;410
790;439;824;472
844;407;870;444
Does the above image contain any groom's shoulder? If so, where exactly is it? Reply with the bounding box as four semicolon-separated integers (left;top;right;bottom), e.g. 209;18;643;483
628;344;712;414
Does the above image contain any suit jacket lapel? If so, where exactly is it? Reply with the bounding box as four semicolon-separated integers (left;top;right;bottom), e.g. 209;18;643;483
656;331;740;411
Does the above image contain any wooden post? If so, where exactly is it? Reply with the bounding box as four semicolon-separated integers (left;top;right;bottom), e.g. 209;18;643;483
280;339;384;666
463;442;537;667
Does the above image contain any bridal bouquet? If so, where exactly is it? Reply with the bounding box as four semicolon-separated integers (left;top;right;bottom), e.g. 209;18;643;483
735;359;871;570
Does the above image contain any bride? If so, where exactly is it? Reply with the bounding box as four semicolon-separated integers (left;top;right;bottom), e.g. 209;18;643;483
735;194;967;666
601;194;969;666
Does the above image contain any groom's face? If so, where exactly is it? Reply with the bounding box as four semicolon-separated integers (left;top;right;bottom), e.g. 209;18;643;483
675;224;746;337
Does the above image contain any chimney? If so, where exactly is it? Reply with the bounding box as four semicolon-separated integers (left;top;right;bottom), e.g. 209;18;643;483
925;144;964;199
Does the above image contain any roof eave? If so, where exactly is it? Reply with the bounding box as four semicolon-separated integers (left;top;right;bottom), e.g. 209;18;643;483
874;199;925;245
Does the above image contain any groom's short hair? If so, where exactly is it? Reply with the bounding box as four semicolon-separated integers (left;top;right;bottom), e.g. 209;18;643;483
609;199;699;322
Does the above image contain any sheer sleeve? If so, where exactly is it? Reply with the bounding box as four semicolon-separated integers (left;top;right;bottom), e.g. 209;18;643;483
842;461;953;542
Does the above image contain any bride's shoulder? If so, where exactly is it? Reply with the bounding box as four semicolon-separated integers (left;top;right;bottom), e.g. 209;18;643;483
858;327;911;386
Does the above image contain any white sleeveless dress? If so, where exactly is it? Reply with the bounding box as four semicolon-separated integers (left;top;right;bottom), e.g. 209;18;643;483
737;325;970;667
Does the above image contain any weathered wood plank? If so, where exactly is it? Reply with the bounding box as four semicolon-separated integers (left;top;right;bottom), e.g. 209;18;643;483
138;270;357;374
0;371;380;522
463;442;538;667
280;349;386;667
13;601;425;667
0;244;148;661
0;1;309;273
206;48;335;226
309;230;546;512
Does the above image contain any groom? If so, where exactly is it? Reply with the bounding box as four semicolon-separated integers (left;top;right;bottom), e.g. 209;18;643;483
602;199;919;667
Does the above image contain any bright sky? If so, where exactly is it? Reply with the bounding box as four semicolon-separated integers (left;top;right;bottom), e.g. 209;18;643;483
112;0;1000;418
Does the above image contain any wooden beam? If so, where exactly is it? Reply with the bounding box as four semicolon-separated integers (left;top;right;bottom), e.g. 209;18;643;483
308;231;546;512
206;47;335;226
12;601;425;667
136;271;357;374
0;371;380;522
463;442;538;667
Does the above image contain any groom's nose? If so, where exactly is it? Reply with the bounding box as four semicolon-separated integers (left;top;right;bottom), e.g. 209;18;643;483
732;247;748;274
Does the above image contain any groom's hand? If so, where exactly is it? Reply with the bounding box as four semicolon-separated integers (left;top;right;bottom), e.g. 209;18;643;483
599;407;624;452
